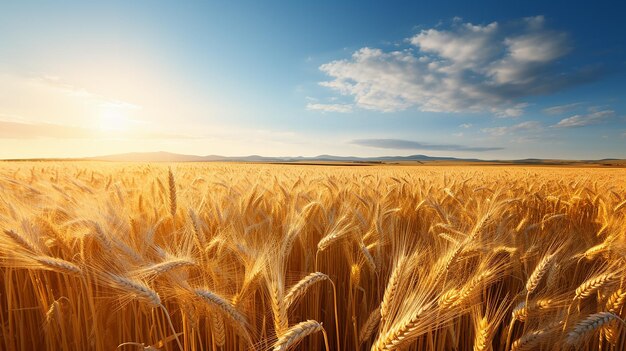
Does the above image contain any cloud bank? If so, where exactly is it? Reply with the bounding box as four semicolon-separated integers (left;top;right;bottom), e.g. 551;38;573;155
351;138;503;152
317;16;598;117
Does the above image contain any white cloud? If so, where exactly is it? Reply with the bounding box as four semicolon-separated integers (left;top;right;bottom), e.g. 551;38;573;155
459;123;472;128
542;102;583;115
491;103;528;118
553;110;614;128
482;121;542;136
317;16;591;117
410;21;499;69
306;103;353;113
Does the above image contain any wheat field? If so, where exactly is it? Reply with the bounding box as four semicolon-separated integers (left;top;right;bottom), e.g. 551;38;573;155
0;162;625;351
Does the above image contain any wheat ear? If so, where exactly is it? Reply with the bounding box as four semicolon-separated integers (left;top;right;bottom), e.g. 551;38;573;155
473;317;490;351
132;257;196;277
211;311;226;347
284;272;329;308
510;330;547;351
3;229;37;252
574;273;617;300
607;288;626;313
457;269;495;305
359;307;381;345
371;306;427;351
272;320;328;351
194;289;251;344
34;256;82;275
525;253;555;294
108;274;161;307
168;167;177;217
438;288;460;309
566;312;621;346
381;255;407;321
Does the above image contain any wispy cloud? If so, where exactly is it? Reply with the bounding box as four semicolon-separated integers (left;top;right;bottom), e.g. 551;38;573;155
459;123;473;128
351;138;503;151
32;74;141;110
553;110;614;128
481;121;542;136
306;103;353;113
491;103;528;118
0;120;196;140
542;102;583;115
317;16;599;117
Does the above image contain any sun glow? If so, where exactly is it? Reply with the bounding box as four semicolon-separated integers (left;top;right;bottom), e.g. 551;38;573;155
99;106;130;132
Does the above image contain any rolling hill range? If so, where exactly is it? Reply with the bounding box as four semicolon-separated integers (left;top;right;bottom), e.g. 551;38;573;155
77;151;626;166
2;151;624;166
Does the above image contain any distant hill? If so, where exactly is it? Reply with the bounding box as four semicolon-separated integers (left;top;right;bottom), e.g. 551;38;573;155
86;152;482;163
79;151;626;166
2;151;623;165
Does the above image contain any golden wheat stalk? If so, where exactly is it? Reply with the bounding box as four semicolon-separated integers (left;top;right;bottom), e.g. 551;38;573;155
574;273;617;300
371;305;428;351
284;272;329;308
3;229;37;252
211;310;226;347
359;307;381;345
456;269;495;305
439;289;459;309
34;256;82;275
525;253;555;294
194;288;252;344
380;255;407;321
132;257;196;277
473;317;490;351
512;299;552;321
108;274;161;307
272;320;328;351
510;330;547;351
168;167;177;217
607;288;626;313
566;312;620;346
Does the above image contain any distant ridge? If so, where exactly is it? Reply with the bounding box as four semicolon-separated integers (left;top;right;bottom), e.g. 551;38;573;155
87;151;480;163
76;151;626;166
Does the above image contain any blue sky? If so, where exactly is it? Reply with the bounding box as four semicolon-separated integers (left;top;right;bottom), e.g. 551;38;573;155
0;0;625;159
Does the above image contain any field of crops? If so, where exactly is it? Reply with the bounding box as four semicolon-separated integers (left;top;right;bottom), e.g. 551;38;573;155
0;162;625;351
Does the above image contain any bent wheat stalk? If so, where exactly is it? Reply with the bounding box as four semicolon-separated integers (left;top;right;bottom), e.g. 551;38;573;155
574;273;617;300
272;320;329;351
284;272;329;308
566;312;622;346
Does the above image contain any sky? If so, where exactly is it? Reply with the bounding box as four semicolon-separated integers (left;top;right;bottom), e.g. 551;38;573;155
0;0;625;160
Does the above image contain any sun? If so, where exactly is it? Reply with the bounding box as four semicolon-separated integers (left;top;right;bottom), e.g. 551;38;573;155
99;106;130;132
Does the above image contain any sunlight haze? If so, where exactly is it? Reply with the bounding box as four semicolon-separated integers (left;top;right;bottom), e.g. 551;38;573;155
0;1;625;159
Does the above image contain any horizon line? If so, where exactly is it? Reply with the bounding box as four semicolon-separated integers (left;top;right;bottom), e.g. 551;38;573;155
1;150;625;163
